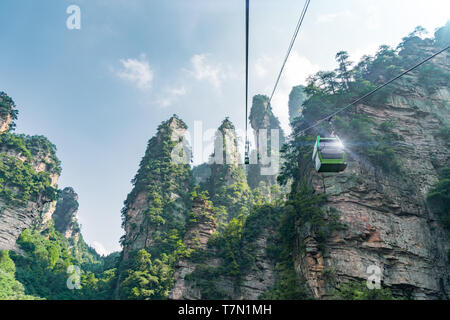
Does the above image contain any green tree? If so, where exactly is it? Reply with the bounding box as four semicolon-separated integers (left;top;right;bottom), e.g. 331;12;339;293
332;281;397;300
119;249;173;300
427;167;450;235
0;250;43;300
335;51;352;90
434;20;450;46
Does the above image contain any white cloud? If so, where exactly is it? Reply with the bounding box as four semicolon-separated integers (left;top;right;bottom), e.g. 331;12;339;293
157;86;187;108
188;54;227;88
365;5;381;30
254;55;272;78
252;52;319;135
317;10;352;23
349;43;380;64
152;53;234;108
272;53;319;135
281;52;319;88
91;241;110;256
117;54;153;90
170;87;187;96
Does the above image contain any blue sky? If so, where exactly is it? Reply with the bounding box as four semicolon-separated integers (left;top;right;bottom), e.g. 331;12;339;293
0;0;449;254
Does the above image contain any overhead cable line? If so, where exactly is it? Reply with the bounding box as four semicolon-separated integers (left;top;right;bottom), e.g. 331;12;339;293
244;0;250;164
298;44;450;135
268;0;311;105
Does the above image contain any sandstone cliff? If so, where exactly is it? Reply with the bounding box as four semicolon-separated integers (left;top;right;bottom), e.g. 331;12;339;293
207;118;252;223
169;118;278;300
116;115;195;299
120;115;193;260
0;131;61;250
117;24;450;301
292;35;450;299
170;196;217;299
0;113;11;134
51;186;97;262
53;187;80;239
247;95;286;190
0;92;15;133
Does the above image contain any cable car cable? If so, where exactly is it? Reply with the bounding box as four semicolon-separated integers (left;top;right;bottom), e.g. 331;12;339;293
244;0;250;164
298;44;450;135
268;0;311;105
244;0;310;164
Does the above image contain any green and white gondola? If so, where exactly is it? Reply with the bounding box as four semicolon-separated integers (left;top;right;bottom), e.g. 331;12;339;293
312;136;347;173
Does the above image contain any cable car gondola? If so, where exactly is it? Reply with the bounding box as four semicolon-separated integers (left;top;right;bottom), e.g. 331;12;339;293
312;136;347;173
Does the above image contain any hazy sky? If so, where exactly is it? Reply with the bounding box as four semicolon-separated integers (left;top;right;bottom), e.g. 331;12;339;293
0;0;448;254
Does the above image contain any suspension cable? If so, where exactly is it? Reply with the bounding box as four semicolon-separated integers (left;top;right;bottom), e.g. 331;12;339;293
268;0;311;105
245;0;250;158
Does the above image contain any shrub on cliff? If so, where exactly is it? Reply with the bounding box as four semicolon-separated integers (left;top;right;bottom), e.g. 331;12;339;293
12;226;76;299
10;224;113;300
118;249;173;300
427;167;450;235
0;131;62;206
332;280;398;300
0;153;57;206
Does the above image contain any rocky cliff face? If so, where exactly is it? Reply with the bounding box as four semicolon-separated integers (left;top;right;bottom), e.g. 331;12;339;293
294;50;450;299
247;95;285;190
237;232;278;299
0;92;14;134
169;118;251;300
0;113;11;134
0;92;94;267
0;198;56;250
0;136;60;250
120;116;193;260
169;118;278;300
169;204;278;300
53;187;80;239
288;85;307;124
170;196;217;299
117;25;450;300
207;118;252;223
116;115;195;299
209;118;240;177
52;186;99;263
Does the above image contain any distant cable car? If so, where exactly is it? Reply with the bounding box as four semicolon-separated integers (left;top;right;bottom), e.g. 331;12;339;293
245;140;250;165
312;136;347;172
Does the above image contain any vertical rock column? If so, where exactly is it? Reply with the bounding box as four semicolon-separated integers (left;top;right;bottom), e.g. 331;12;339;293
169;196;217;300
